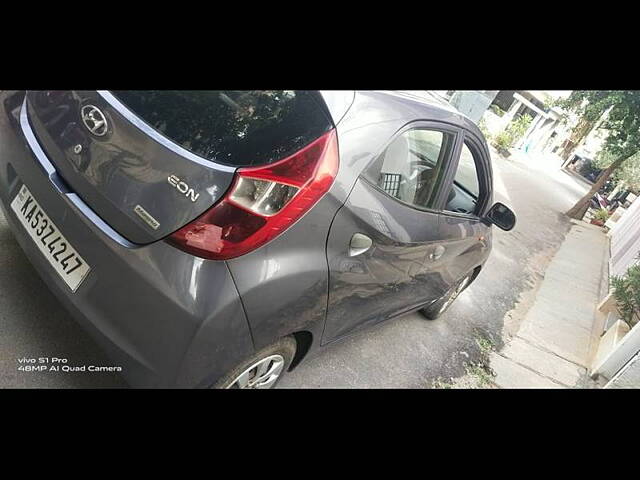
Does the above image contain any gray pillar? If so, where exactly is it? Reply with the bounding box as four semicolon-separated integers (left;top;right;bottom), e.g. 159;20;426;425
501;99;522;128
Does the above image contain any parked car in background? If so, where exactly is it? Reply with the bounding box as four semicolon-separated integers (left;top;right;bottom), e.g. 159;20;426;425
567;154;603;183
0;90;515;388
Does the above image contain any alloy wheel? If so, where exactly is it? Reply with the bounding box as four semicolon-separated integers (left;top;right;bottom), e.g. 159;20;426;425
226;354;285;389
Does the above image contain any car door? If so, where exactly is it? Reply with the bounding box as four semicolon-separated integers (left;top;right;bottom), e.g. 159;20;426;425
434;132;493;293
322;123;462;344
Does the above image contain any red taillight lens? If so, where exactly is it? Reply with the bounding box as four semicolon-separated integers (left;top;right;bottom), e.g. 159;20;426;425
167;129;339;260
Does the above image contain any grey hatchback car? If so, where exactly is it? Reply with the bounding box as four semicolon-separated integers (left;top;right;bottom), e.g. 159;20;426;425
0;90;515;388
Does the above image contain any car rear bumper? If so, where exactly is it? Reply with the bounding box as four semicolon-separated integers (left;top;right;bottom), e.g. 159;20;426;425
0;92;255;388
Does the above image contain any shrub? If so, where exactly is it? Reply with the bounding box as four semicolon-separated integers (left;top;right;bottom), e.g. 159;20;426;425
490;105;505;117
492;114;533;152
493;131;512;151
611;262;640;327
478;118;491;142
506;114;533;142
593;208;610;222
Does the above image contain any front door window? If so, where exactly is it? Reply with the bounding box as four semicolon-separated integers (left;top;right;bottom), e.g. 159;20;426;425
444;141;482;215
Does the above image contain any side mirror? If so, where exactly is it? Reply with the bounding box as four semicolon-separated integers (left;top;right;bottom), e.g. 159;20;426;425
485;202;516;231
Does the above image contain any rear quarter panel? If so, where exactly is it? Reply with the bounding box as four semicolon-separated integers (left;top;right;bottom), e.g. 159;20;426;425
224;91;413;353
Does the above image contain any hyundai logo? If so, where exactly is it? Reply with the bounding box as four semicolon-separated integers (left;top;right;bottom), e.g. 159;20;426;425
80;105;108;137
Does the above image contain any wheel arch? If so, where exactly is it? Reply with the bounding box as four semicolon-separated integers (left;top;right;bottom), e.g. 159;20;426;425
470;264;483;283
288;330;314;371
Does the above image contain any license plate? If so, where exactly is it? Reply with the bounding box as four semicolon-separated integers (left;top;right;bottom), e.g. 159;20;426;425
11;184;91;292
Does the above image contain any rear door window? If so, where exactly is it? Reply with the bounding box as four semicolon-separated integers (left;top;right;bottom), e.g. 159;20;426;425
111;90;332;167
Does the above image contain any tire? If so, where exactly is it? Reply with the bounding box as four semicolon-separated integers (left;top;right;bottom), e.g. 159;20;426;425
213;337;297;389
420;273;473;321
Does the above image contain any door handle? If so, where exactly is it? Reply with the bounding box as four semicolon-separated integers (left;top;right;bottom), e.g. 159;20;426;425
349;233;373;257
429;245;446;261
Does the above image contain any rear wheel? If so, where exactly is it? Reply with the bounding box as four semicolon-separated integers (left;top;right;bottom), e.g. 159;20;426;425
214;337;296;389
420;273;473;321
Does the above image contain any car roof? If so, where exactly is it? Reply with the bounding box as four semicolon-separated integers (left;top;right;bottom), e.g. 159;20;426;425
370;90;486;142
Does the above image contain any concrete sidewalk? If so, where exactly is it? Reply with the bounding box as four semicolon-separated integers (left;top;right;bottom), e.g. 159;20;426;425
489;220;609;388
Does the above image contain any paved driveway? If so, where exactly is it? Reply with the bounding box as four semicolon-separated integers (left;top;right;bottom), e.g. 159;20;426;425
0;151;587;388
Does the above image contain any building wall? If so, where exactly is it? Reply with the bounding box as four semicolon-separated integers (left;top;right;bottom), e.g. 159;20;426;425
609;196;640;278
449;91;499;124
605;352;640;388
598;194;640;387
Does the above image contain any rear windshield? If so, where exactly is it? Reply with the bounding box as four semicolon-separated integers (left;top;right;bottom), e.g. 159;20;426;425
111;90;332;167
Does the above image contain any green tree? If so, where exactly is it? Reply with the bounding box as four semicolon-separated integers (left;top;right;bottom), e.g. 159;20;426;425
558;116;598;161
594;150;640;192
561;91;640;219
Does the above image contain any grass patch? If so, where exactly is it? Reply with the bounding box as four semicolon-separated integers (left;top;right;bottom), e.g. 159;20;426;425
430;333;497;389
476;336;495;356
464;361;495;388
431;377;454;389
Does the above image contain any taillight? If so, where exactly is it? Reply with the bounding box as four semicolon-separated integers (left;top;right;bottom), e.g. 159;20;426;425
167;129;339;260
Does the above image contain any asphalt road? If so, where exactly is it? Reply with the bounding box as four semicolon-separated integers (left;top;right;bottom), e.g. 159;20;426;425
0;152;588;388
